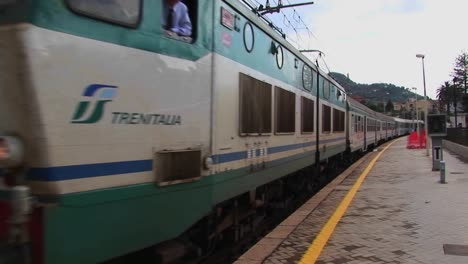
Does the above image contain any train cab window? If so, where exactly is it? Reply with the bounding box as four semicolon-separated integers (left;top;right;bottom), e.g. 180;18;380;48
66;0;142;28
322;105;331;133
301;97;314;133
161;0;197;42
239;73;272;135
333;109;345;132
275;87;295;134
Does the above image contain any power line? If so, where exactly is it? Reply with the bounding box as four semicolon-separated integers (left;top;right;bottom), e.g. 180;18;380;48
244;0;335;72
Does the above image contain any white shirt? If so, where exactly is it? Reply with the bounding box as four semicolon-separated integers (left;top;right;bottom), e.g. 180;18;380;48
162;1;192;36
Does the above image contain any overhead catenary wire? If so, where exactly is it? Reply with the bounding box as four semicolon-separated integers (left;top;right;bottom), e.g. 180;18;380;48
244;0;338;73
243;0;351;82
267;0;317;51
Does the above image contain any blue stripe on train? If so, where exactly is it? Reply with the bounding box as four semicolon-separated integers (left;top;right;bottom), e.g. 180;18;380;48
27;137;345;181
211;137;344;164
27;160;153;181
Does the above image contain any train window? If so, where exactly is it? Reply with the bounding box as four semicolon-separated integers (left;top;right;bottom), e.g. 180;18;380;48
322;105;331;133
301;97;314;133
239;73;272;135
162;0;196;41
66;0;142;28
302;65;313;91
275;87;295;134
243;22;255;52
276;45;284;69
333;109;345;132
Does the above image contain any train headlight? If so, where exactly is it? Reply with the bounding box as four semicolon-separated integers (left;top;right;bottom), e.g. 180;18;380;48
0;136;24;168
203;156;213;170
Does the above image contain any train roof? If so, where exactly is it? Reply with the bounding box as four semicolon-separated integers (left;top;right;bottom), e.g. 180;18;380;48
231;0;346;94
347;97;376;116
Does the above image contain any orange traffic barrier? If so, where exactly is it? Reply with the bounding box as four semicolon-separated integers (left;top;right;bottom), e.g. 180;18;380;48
407;130;426;149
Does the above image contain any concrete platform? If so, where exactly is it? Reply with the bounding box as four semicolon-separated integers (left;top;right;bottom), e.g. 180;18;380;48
235;138;468;264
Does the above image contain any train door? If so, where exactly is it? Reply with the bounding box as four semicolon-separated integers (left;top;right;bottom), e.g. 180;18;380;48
375;120;378;145
377;121;381;142
374;119;377;145
385;122;388;139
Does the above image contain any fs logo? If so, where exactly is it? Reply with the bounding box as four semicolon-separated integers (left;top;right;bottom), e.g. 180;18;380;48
71;84;118;124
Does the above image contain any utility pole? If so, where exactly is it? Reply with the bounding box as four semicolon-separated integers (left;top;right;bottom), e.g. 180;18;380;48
416;54;429;156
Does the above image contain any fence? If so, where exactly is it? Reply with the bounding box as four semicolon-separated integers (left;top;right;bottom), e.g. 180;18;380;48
445;128;468;147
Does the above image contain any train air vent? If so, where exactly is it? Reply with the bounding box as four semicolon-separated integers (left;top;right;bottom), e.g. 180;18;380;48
155;149;202;186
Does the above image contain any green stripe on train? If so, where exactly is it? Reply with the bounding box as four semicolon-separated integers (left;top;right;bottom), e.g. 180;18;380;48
44;144;345;264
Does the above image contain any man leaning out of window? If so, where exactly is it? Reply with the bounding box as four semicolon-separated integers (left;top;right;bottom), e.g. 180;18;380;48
162;0;192;37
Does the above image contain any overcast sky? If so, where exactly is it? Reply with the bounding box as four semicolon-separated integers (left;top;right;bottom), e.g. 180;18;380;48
266;0;467;99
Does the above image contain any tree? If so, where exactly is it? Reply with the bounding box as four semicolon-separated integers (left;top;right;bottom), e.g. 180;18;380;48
452;77;465;124
367;102;378;111
452;52;468;94
451;52;468;114
377;101;384;113
463;94;468;113
437;81;451;114
385;99;394;113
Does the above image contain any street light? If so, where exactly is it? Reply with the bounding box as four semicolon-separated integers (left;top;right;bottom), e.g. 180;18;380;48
412;87;418;133
416;54;429;156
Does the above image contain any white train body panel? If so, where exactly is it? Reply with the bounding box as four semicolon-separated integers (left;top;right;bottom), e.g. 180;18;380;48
1;24;212;194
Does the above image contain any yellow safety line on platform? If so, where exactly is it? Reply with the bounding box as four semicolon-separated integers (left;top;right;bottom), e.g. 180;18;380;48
298;140;397;264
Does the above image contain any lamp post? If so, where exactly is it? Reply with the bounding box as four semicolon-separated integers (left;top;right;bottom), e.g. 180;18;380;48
416;54;429;156
412;87;418;132
383;92;389;114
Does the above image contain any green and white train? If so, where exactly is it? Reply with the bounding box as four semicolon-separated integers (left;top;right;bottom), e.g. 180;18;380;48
0;1;416;263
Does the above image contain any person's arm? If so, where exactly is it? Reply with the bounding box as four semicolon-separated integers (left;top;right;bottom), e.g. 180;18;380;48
178;10;192;36
171;4;192;36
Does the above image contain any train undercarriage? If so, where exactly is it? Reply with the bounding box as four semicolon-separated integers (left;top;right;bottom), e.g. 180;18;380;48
106;151;357;264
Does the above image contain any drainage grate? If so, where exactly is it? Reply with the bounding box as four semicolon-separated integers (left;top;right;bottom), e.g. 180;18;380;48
450;172;465;175
443;244;468;256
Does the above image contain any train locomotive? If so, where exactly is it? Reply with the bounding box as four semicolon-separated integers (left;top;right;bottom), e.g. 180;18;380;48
0;0;416;263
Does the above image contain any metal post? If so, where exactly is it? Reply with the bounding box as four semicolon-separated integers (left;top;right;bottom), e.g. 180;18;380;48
421;57;429;156
412;87;418;131
440;160;446;184
417;108;421;146
415;94;417;131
